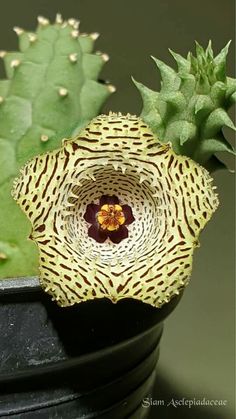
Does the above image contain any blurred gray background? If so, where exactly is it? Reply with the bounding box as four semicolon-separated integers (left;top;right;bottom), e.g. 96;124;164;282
0;0;235;418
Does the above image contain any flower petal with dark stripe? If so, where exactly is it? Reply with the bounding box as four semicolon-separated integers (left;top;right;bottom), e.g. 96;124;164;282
12;113;219;307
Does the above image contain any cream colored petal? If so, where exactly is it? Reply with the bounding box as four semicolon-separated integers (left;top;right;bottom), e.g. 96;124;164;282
12;113;219;307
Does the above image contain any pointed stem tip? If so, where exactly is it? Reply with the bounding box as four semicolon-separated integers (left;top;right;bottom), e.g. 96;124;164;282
41;134;49;142
71;30;79;39
55;13;63;24
107;84;116;93
90;32;100;40
59;87;68;97
28;33;37;43
101;53;109;62
37;16;49;26
13;27;24;36
69;53;78;63
10;59;21;68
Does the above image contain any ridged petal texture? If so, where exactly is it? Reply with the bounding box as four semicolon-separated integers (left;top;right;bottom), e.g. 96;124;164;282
0;15;114;278
13;113;219;308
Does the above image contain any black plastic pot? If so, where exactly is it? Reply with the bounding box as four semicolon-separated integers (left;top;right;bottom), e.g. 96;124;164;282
0;277;181;418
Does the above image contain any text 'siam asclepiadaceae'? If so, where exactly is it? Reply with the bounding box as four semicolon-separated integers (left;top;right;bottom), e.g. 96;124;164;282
12;113;219;307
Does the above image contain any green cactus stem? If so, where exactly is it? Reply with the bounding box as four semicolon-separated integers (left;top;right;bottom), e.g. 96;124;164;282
13;113;218;307
0;14;115;278
133;41;236;171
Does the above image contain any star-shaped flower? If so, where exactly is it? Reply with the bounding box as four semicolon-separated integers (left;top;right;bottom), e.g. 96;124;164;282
12;113;219;307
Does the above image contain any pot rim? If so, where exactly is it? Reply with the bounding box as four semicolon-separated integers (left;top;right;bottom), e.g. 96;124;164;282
0;320;162;385
0;276;40;295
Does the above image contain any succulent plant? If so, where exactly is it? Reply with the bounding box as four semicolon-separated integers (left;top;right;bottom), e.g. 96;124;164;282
12;113;218;307
0;15;114;278
133;41;236;171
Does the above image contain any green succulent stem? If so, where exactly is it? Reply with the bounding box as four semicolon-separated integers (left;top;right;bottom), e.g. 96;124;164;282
133;41;236;171
0;15;114;278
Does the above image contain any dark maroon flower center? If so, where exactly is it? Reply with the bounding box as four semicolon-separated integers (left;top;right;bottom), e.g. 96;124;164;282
84;195;135;244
